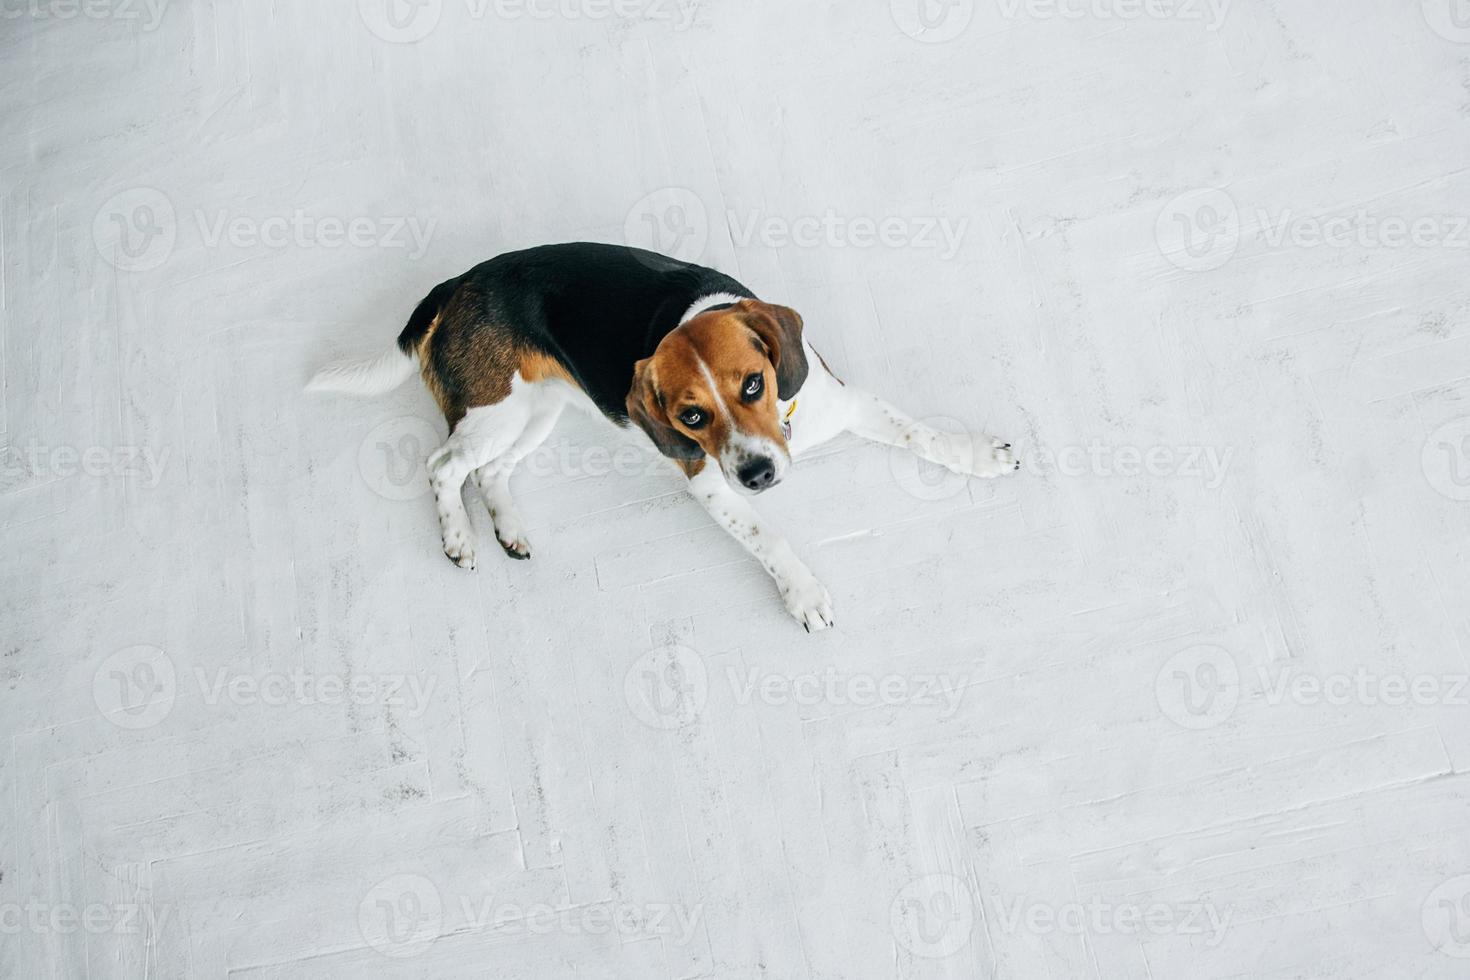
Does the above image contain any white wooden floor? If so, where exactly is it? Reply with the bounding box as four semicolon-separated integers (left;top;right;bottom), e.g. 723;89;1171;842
5;2;1470;977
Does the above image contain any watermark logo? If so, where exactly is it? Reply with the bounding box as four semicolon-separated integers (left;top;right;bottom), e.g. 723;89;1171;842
1423;0;1470;43
992;895;1232;946
94;654;439;728
93;645;176;729
891;874;975;958
521;440;662;480
193;668;437;716
473;0;696;27
93;187;176;272
195;210;436;259
1028;441;1233;488
624;644;707;730
889;432;1234;498
356;876;702;956
1156;644;1238;729
1;0;171;30
0;900;173;935
1422;418;1470;502
980;0;1230;30
359;873;444;957
459;897;702;942
1160;198;1468;269
1256;210;1468;251
1157;188;1239;272
890;0;974;43
725;666;969;718
1423;875;1470;958
889;416;974;501
94;189;436;270
358;0;443;42
1259;666;1468;708
358;415;441;501
727;209;968;260
624;191;969;263
0;441;170;490
624;187;709;265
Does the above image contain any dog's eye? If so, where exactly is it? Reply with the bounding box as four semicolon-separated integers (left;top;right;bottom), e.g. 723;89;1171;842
678;408;706;429
742;374;764;400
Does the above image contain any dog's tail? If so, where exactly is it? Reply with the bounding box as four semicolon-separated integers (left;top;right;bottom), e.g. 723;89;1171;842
304;345;417;395
305;276;461;396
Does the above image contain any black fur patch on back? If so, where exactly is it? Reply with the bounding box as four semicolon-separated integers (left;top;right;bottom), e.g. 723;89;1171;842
409;243;755;422
397;275;462;354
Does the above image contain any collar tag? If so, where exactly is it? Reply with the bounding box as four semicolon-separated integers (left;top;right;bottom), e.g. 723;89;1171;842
781;399;798;440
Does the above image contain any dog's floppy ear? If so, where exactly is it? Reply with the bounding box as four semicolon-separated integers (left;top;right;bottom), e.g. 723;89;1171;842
740;300;809;400
626;357;704;461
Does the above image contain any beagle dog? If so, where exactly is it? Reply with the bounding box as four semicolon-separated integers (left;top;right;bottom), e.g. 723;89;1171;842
308;242;1018;631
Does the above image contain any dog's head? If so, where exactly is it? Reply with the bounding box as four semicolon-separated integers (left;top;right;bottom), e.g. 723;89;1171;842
626;299;808;493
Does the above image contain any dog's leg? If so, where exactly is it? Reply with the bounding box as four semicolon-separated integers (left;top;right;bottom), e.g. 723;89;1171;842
471;401;562;560
841;388;1018;478
687;464;834;632
427;401;530;570
472;466;530;560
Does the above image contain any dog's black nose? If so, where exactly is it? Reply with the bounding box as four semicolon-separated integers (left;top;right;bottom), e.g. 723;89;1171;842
738;457;777;491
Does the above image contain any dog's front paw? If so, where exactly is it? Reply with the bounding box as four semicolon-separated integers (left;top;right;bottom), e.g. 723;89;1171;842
781;574;834;633
968;436;1020;478
497;534;531;560
442;527;477;570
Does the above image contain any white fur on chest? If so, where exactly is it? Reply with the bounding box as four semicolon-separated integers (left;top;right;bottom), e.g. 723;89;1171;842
777;341;851;456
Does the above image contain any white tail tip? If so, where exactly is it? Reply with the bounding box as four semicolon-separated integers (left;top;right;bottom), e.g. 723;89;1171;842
306;347;417;396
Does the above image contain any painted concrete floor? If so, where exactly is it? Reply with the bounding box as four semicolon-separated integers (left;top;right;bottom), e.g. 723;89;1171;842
5;1;1470;977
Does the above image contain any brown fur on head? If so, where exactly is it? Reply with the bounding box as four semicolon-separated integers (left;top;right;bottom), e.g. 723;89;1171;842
626;299;808;491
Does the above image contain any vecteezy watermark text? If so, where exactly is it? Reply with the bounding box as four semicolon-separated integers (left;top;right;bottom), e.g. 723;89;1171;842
193;668;438;716
1030;441;1232;488
1257;209;1470;251
93;645;440;730
991;895;1232;946
623;187;971;263
987;0;1229;29
356;0;697;43
93;187;439;271
1159;188;1470;273
2;441;170;489
357;873;703;958
1259;666;1470;708
726;209;969;260
194;210;436;260
0;901;172;935
624;645;972;730
1157;644;1470;731
0;0;170;30
889;874;1232;959
726;666;968;718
